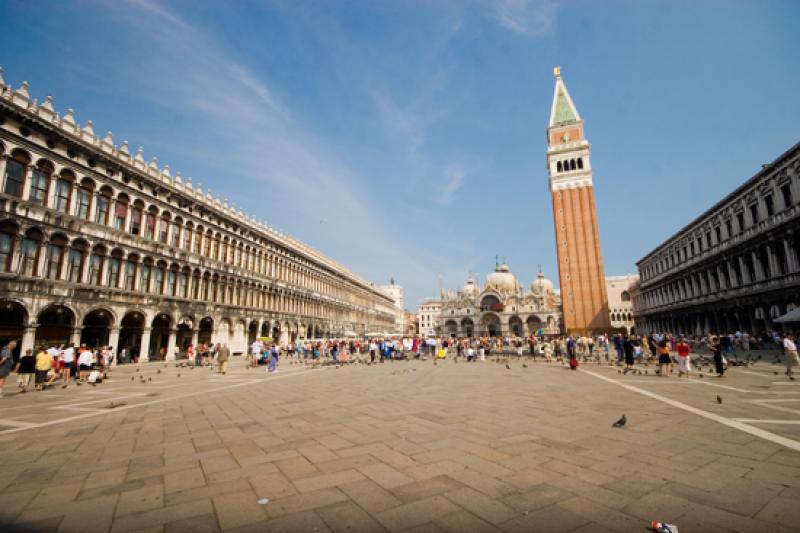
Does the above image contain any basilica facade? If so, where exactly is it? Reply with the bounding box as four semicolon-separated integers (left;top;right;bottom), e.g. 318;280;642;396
0;69;396;360
439;264;562;338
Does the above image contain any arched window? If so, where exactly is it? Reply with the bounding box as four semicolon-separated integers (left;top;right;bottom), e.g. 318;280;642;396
621;291;631;302
192;269;201;299
76;178;94;220
194;226;203;254
170;216;181;248
556;161;562;172
204;229;213;257
45;234;67;279
166;264;178;296
114;194;129;231
107;249;123;288
570;159;576;171
29;160;53;206
158;212;169;243
4;149;30;197
154;262;167;294
0;221;18;272
123;254;137;291
19;228;43;276
183;222;193;250
221;238;229;263
88;245;107;286
140;258;153;293
54;170;74;213
202;273;210;300
144;206;157;239
178;266;189;298
577;157;584;169
213;233;221;261
95;186;112;225
67;240;88;283
130;200;144;235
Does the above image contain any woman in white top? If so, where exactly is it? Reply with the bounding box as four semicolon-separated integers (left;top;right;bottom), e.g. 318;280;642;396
77;346;94;381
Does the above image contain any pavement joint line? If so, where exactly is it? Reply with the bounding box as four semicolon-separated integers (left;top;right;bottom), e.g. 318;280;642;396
735;419;800;424
0;367;316;435
581;369;800;453
0;419;36;428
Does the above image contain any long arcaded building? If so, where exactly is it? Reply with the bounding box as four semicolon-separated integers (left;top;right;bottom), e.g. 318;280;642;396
634;142;800;336
0;68;395;359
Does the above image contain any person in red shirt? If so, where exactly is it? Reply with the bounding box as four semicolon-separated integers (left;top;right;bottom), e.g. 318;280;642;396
676;338;692;378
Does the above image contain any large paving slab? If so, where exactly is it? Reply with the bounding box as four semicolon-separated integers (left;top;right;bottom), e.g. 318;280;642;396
1;354;799;532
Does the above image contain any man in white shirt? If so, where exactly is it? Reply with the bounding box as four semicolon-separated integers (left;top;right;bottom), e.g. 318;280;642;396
77;345;93;381
60;344;75;386
784;334;798;377
250;340;262;368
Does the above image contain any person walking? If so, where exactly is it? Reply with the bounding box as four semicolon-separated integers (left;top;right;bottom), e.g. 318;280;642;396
657;338;672;376
35;346;54;391
267;344;279;373
783;334;798;378
217;344;230;375
676;337;692;378
15;348;35;393
710;335;725;377
0;340;18;397
622;336;635;374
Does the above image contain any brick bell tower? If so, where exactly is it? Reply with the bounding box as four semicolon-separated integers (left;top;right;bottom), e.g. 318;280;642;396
546;67;610;334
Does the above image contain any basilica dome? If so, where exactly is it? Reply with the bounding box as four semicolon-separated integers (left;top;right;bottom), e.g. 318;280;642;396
530;271;555;294
461;278;480;298
485;264;520;294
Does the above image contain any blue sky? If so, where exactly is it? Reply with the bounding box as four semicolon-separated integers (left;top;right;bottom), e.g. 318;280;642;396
2;0;798;307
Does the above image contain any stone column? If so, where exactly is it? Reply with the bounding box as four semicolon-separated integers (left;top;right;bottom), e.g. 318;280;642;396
191;329;199;348
108;326;120;352
20;165;33;201
70;327;82;347
0;157;7;191
139;327;151;362
766;242;780;278
752;251;764;281
783;236;798;273
46;175;58;208
165;329;177;360
739;256;750;285
20;324;36;355
66;182;78;215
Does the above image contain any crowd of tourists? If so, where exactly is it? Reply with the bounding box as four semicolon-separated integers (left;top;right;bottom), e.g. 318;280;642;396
1;329;797;398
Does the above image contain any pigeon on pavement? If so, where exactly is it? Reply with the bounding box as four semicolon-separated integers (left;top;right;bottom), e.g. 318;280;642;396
612;415;627;428
717;395;722;404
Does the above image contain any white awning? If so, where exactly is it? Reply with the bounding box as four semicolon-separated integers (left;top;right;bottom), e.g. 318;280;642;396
775;307;800;323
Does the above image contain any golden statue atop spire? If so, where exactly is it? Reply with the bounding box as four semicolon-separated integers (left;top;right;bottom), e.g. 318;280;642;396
553;66;561;78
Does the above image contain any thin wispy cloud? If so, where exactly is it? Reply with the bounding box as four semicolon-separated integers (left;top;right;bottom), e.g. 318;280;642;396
493;0;561;37
440;165;466;205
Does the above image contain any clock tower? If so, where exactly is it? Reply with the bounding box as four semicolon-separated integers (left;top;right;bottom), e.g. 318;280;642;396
546;67;611;334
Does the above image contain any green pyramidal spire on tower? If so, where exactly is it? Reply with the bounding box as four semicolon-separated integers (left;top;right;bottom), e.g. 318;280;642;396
553;88;577;125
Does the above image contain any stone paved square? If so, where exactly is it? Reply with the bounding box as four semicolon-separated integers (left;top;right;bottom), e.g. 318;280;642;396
2;356;800;532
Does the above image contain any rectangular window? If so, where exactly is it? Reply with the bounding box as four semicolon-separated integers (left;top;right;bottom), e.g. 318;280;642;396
0;233;12;272
124;261;135;291
144;213;155;239
130;208;142;235
750;204;759;225
765;195;774;217
705;231;712;249
178;272;187;297
29;169;48;205
154;268;165;294
76;188;91;219
67;250;83;282
114;201;127;230
194;232;202;254
55;179;71;212
95;195;110;225
171;223;180;247
167;270;176;296
183;229;191;250
106;258;120;288
715;226;721;244
690;241;695;255
158;221;168;243
45;244;62;279
3;160;25;197
725;220;732;238
737;212;745;233
20;238;38;276
140;264;151;292
88;255;103;285
782;184;792;208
